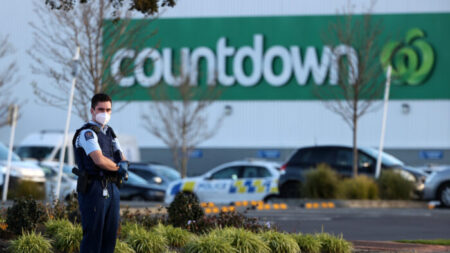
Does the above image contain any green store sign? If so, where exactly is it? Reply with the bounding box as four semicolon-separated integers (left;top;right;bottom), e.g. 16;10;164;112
103;13;449;101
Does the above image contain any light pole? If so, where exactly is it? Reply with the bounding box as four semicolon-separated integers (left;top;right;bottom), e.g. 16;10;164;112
55;47;80;200
2;104;19;202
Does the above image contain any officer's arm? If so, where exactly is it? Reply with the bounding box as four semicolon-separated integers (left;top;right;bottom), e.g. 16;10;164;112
89;150;119;171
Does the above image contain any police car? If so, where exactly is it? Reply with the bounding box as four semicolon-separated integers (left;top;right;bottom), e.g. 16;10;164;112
164;159;281;205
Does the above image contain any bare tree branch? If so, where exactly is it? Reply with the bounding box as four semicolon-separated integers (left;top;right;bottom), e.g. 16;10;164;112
0;35;19;128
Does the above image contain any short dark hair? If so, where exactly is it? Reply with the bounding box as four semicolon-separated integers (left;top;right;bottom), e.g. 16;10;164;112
91;93;112;109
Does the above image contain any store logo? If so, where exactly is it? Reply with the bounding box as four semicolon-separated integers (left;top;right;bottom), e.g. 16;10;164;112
380;28;434;85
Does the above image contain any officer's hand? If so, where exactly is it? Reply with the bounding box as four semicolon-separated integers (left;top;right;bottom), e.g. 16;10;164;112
117;161;129;181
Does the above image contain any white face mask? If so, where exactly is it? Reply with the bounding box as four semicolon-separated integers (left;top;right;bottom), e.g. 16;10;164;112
95;112;110;125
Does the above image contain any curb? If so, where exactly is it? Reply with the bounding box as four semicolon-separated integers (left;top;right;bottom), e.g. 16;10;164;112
276;199;430;209
351;240;450;253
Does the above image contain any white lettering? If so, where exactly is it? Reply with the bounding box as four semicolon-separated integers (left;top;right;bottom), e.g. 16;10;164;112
263;46;292;87
134;48;163;87
111;49;135;87
330;45;358;85
217;37;236;86
163;48;190;86
290;46;331;85
233;34;263;87
190;47;216;86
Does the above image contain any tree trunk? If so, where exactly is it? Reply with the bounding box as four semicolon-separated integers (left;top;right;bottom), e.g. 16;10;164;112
352;111;358;178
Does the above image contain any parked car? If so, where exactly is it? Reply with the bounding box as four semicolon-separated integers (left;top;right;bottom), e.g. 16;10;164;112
120;170;166;201
164;159;281;205
38;161;77;201
278;145;427;198
0;142;46;187
128;162;181;188
422;166;450;207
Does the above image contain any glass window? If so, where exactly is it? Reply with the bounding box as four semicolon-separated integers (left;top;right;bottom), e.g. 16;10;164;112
211;166;241;179
290;148;334;165
335;149;353;167
133;170;156;180
242;167;259;178
358;152;375;173
0;143;21;161
360;147;404;167
16;146;53;161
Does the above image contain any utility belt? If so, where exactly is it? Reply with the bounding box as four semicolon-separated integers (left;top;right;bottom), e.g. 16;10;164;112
73;167;124;194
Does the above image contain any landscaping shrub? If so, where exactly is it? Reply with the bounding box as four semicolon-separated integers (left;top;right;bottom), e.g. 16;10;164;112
168;192;204;228
6;198;47;235
115;240;136;253
7;181;46;200
303;163;340;199
124;228;168;253
291;233;321;253
260;231;300;253
315;232;352;253
188;211;272;234
152;223;195;248
8;230;53;253
184;233;237;253
120;222;148;241
46;194;81;224
377;170;414;200
213;227;271;253
339;175;379;199
121;206;167;229
44;219;73;237
54;223;82;253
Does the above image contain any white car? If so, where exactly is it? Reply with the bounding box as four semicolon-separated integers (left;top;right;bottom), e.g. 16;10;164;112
38;161;77;201
422;166;450;207
164;159;281;205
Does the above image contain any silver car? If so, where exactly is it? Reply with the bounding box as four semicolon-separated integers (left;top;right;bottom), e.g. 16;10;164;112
422;166;450;207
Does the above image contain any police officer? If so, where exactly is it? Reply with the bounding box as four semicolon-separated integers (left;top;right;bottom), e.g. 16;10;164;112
73;93;127;253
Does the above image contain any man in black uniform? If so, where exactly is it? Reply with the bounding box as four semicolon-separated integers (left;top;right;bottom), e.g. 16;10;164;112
73;93;127;253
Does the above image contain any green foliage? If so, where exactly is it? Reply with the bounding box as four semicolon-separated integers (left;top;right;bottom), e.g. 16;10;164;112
7;181;46;200
291;233;321;253
152;223;195;248
303;164;340;199
124;226;168;253
115;240;136;253
339;175;379;199
121;206;167;229
213;227;271;253
315;232;352;253
6;198;47;235
167;192;204;228
54;224;82;253
8;230;53;253
120;222;148;240
377;170;414;200
184;233;237;253
260;231;300;253
44;219;72;237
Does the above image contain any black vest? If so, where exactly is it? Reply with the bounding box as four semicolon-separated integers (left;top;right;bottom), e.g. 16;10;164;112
73;123;120;176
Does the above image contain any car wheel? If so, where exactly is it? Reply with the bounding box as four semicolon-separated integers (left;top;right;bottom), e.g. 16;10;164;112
264;195;279;203
280;181;302;198
438;182;450;207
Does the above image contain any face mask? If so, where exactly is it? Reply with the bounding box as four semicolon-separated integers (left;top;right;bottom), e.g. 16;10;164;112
95;112;110;125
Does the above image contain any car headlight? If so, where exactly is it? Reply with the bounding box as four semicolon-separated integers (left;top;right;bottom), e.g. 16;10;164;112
397;170;416;182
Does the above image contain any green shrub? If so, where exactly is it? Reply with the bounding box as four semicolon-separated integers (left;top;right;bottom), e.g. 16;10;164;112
260;231;300;253
339;175;379;199
120;222;148;241
6;198;47;235
7;181;46;200
291;233;321;253
54;223;82;253
152;223;195;248
44;219;73;237
184;234;237;253
377;170;414;200
121;206;168;229
8;230;53;253
315;232;352;253
168;192;204;228
214;227;271;253
115;240;136;253
303;163;340;199
125;228;168;253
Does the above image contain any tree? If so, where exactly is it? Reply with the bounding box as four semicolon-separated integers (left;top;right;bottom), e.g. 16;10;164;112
45;0;176;16
0;35;18;127
29;0;157;121
317;2;386;177
142;76;227;178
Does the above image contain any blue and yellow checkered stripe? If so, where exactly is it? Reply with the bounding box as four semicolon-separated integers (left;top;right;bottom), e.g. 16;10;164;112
229;179;278;194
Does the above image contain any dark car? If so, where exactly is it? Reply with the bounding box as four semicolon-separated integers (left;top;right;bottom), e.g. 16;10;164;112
278;145;427;198
120;170;166;201
128;162;181;188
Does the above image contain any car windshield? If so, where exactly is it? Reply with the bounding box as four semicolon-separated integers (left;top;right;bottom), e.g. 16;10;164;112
16;146;53;161
0;143;21;161
361;147;404;167
152;165;181;181
128;171;148;185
